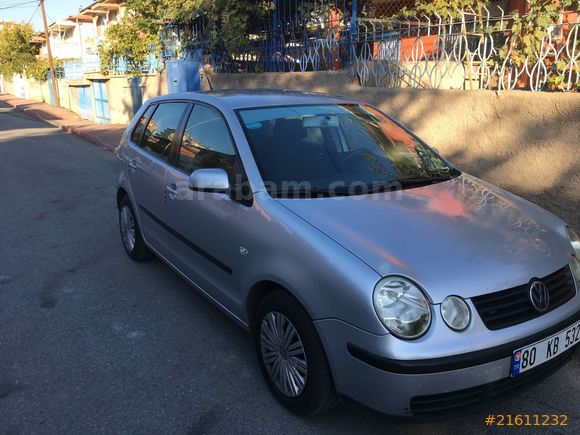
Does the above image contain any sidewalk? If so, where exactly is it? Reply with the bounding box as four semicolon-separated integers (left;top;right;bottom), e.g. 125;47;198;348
0;94;126;152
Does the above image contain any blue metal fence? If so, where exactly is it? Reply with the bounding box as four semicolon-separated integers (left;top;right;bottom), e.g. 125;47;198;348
63;60;83;80
263;0;356;72
62;51;161;80
62;55;104;80
162;0;360;73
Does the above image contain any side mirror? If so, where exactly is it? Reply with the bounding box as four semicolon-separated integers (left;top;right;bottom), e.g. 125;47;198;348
189;168;230;193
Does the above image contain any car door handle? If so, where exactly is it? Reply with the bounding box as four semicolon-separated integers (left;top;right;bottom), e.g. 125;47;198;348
128;160;138;174
166;183;178;200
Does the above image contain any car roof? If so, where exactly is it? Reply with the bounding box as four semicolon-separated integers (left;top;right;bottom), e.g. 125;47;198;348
145;89;362;110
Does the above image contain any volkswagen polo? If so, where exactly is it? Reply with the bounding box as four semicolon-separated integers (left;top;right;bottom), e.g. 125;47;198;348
115;90;580;417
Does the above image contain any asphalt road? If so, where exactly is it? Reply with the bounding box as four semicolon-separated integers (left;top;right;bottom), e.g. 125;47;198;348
0;102;578;434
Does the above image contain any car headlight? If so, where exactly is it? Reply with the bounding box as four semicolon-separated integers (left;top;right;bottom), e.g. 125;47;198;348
568;227;580;255
373;276;431;339
567;227;580;281
441;296;471;331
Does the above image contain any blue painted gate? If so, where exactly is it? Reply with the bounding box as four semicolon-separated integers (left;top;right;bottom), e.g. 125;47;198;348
92;80;110;124
166;60;200;94
77;86;93;120
129;76;143;116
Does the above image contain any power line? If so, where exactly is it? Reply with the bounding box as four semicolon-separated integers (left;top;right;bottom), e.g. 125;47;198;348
25;2;39;25
0;0;37;6
0;1;38;11
0;0;36;5
45;11;55;23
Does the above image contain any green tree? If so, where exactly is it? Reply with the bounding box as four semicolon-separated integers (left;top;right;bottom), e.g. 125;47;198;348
99;0;274;74
125;0;209;34
0;23;47;81
26;58;50;81
99;0;208;74
500;0;575;66
399;0;489;19
99;18;155;75
208;0;274;53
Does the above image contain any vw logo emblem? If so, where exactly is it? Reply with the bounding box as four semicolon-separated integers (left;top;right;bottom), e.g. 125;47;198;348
529;280;550;313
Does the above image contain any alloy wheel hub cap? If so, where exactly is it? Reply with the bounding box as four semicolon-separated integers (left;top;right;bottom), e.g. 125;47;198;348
120;205;136;252
260;311;308;397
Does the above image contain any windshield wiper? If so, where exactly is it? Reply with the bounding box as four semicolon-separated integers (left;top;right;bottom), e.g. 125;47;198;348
399;174;456;188
270;187;351;198
365;181;404;194
270;171;459;198
365;174;455;193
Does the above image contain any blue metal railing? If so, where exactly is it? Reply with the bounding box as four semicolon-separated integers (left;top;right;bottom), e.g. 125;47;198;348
62;50;161;79
111;52;160;75
63;60;83;80
161;0;360;73
62;54;103;80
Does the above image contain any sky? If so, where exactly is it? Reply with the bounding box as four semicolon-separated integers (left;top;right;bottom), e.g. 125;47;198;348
0;0;87;31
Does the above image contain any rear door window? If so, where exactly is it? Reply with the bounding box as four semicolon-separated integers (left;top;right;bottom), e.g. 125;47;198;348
141;102;188;162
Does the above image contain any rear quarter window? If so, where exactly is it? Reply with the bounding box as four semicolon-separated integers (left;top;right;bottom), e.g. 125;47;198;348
130;105;156;144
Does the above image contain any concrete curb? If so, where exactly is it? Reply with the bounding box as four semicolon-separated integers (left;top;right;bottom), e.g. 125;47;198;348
0;95;124;152
68;125;120;151
11;105;63;128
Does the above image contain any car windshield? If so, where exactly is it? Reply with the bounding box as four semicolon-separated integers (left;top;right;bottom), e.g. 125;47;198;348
238;104;460;197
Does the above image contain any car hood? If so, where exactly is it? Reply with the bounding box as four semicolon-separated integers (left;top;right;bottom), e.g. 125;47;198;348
277;174;572;303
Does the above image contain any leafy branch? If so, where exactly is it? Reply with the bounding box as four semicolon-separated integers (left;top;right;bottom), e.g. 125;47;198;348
398;0;489;20
99;18;157;75
99;0;274;74
0;23;48;81
499;0;574;66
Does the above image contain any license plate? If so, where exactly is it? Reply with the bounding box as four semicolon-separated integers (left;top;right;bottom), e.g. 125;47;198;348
511;320;580;377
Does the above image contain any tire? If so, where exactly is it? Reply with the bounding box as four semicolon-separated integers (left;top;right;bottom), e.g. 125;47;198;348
118;195;152;262
253;290;336;416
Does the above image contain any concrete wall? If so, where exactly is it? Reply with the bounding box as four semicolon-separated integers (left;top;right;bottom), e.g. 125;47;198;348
2;75;51;103
356;60;467;89
3;78;15;96
2;71;168;124
57;81;71;109
105;76;134;124
105;71;167;122
210;71;580;226
142;70;168;102
23;78;49;103
105;71;168;124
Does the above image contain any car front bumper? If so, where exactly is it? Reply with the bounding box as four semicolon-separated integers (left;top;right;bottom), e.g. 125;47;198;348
314;310;580;417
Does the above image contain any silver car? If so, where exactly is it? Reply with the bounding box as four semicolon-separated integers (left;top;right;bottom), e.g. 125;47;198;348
115;90;580;417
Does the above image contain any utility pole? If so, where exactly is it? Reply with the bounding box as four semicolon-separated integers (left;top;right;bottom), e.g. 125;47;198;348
39;0;59;107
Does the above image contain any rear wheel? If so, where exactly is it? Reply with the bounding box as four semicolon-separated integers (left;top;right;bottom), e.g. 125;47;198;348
253;290;336;415
118;195;152;261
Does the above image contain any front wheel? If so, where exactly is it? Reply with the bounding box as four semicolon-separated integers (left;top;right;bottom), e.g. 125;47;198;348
253;290;336;416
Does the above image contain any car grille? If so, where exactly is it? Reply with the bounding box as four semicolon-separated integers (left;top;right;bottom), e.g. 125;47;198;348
472;266;576;330
410;347;576;417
